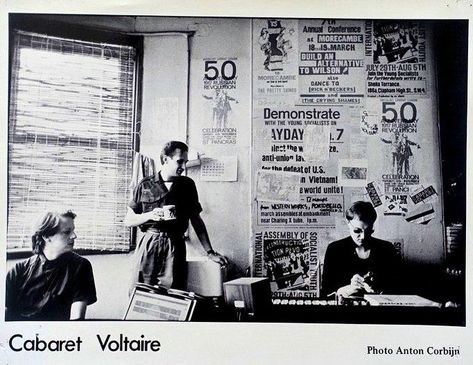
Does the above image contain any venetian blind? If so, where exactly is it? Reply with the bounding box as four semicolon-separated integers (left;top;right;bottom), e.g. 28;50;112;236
8;30;136;252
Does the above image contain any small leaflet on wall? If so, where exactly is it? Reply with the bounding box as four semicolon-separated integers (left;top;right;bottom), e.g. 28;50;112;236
200;156;238;182
365;20;428;98
201;57;239;145
350;189;370;207
365;180;384;207
410;184;438;204
384;194;408;216
253;230;318;299
349;128;368;159
405;203;435;224
303;125;330;161
298;19;365;106
253;18;299;98
338;159;368;187
360;109;380;136
256;170;301;203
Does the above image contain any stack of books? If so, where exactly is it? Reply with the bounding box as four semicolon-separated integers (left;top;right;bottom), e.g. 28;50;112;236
446;224;464;255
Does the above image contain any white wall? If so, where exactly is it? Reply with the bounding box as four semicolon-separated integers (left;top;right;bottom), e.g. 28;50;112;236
140;34;189;161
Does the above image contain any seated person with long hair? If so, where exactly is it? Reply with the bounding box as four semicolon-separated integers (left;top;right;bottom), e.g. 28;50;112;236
321;201;399;298
5;210;97;320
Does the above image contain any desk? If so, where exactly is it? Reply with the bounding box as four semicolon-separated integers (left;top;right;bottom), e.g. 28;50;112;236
263;303;465;326
192;297;464;326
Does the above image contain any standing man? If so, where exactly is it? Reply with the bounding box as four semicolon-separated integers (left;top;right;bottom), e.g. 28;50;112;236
125;141;227;292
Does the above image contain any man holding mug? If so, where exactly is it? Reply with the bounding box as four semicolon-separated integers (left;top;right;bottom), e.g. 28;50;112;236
125;141;227;292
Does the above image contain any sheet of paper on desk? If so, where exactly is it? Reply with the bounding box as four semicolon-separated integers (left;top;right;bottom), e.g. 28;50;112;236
201;156;238;181
364;294;441;307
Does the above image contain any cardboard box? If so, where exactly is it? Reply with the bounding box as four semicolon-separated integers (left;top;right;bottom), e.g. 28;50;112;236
223;277;271;317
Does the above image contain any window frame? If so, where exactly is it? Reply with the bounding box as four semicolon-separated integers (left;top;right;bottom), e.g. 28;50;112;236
7;14;144;258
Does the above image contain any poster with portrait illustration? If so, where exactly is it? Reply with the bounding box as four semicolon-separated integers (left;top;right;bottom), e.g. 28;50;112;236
365;20;428;98
253;18;299;100
201;57;240;145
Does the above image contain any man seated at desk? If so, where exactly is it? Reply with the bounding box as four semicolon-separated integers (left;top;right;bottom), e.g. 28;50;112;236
5;210;97;320
321;201;399;299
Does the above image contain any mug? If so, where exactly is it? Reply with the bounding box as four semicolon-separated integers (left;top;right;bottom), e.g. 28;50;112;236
163;205;176;220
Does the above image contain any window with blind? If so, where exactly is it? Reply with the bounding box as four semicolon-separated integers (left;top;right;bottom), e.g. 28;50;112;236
8;30;137;252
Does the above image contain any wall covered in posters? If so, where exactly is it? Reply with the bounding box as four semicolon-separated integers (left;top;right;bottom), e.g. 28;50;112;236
251;19;443;300
57;15;445;304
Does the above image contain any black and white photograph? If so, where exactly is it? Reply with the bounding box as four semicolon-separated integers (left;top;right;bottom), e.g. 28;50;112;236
0;1;471;364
